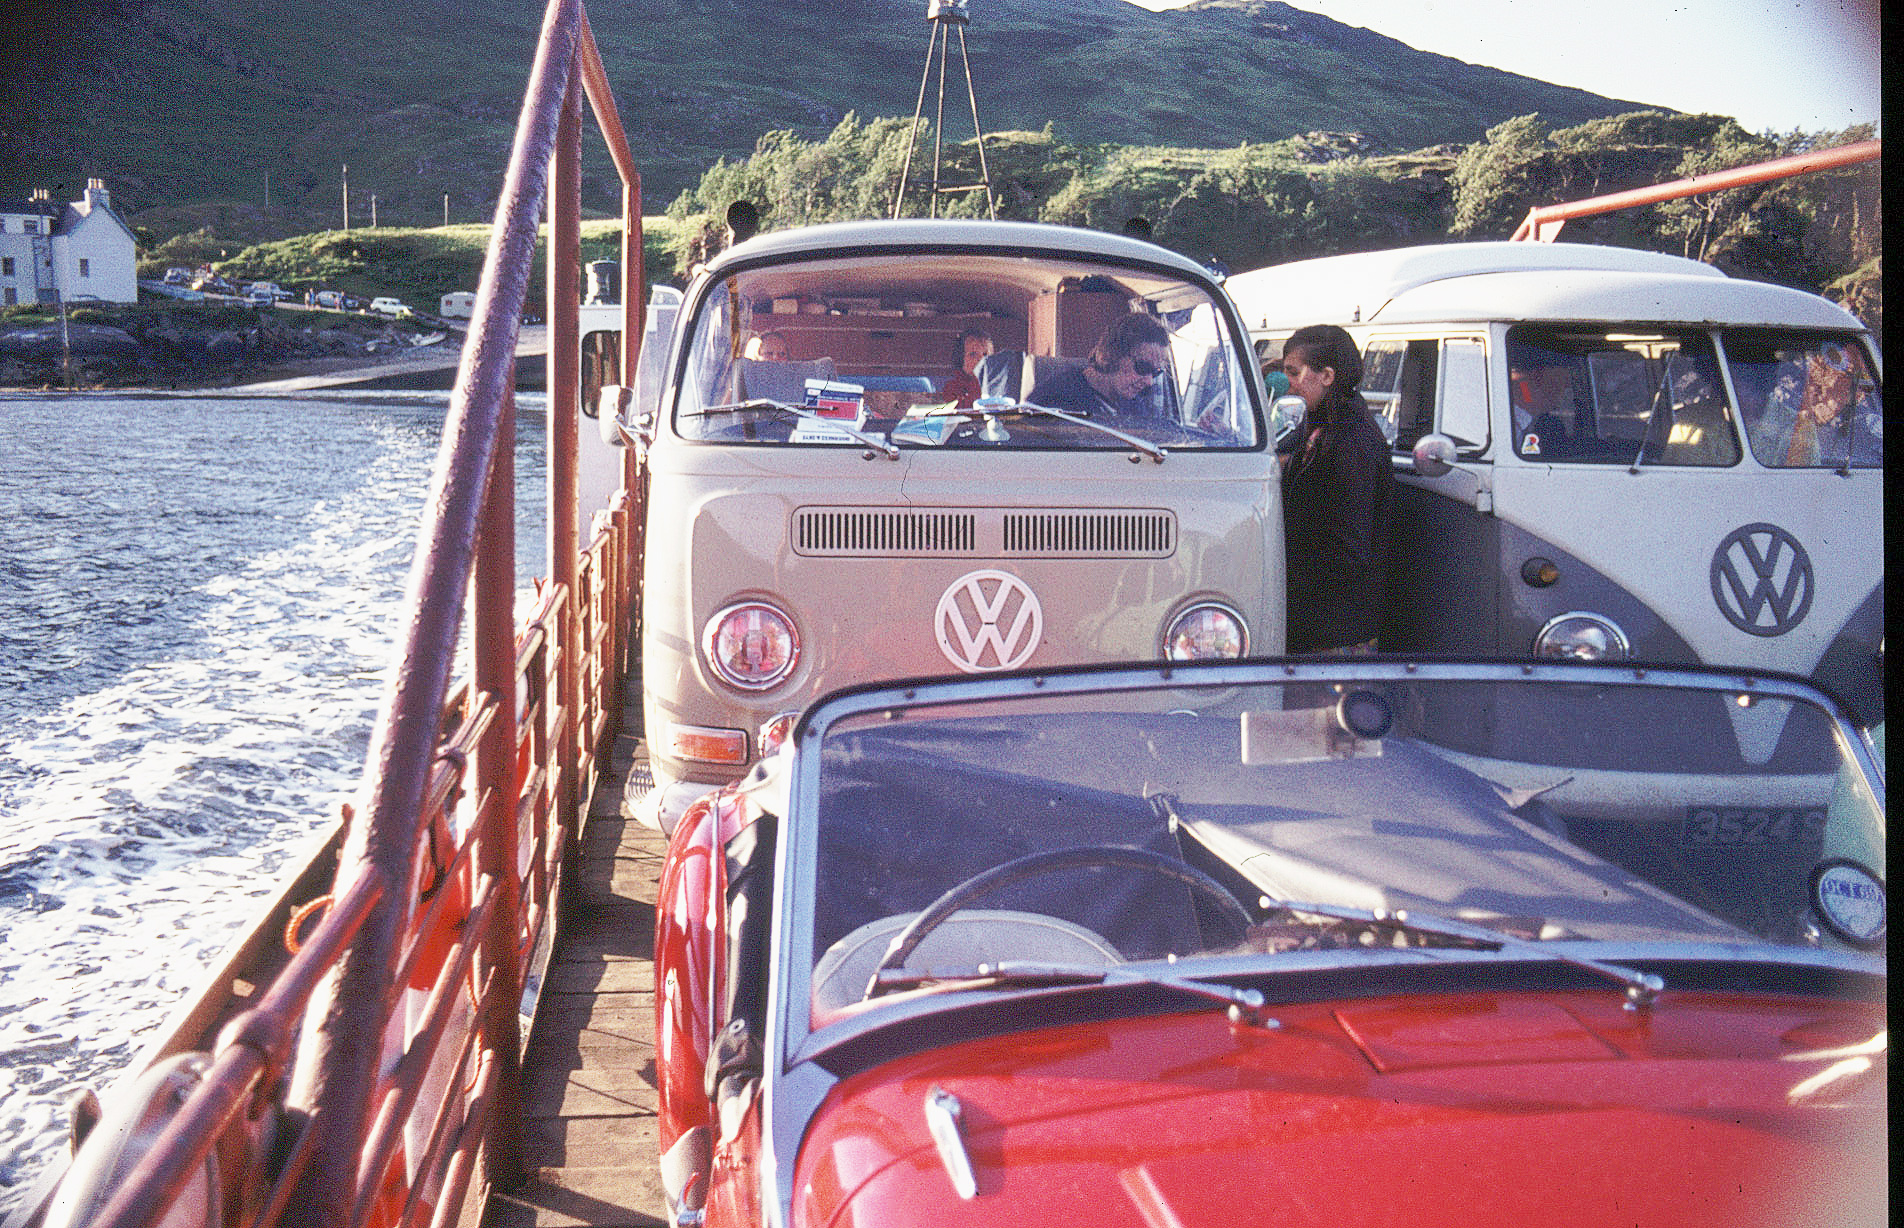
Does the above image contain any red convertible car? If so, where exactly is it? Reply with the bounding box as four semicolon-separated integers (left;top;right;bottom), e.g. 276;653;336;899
652;659;1886;1227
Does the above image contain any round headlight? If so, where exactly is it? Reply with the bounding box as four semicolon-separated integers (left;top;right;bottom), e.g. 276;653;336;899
1533;612;1630;661
703;601;800;690
1164;603;1248;660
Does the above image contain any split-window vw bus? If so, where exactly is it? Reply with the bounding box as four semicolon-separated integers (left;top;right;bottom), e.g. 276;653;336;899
602;220;1281;828
1226;242;1882;729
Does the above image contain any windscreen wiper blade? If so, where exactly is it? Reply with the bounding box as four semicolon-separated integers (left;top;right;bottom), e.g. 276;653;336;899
982;399;1168;462
686;398;900;459
872;959;1275;1025
1265;897;1663;1009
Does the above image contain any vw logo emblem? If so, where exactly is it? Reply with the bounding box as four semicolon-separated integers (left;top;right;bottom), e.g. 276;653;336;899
935;569;1043;672
1710;523;1813;637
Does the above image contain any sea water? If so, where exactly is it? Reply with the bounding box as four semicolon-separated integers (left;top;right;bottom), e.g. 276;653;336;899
0;390;547;1212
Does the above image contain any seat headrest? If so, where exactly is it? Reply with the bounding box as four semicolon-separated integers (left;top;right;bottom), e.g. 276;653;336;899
737;356;838;404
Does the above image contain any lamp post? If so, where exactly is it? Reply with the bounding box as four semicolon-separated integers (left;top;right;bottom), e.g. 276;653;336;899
342;163;350;231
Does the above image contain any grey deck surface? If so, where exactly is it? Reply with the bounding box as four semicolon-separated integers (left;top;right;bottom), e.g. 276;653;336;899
485;721;670;1228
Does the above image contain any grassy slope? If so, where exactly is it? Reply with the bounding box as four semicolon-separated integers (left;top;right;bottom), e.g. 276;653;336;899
199;216;684;314
5;0;1649;236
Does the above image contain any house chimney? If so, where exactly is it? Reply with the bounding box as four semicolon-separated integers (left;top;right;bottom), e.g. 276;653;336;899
84;179;110;210
30;188;49;202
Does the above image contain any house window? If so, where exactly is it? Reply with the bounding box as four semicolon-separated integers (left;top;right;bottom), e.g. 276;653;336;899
1;256;13;277
23;219;39;233
79;258;90;277
4;287;17;306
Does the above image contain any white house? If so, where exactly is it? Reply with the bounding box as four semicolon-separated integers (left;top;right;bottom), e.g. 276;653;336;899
0;179;138;307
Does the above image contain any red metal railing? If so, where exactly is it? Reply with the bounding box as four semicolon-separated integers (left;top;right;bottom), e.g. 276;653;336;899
1510;138;1881;242
56;1;645;1225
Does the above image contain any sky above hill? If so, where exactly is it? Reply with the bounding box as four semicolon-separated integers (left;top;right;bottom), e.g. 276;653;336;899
1128;0;1881;136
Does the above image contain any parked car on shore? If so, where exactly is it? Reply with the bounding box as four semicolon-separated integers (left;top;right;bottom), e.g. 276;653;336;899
369;296;412;318
314;289;345;309
244;286;276;307
191;272;236;296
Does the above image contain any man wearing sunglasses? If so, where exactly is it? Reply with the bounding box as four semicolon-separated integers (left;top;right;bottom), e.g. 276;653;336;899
1029;312;1171;420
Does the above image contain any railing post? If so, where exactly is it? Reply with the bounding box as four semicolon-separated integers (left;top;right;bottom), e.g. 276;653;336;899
550;65;583;841
277;0;580;1220
474;378;524;1185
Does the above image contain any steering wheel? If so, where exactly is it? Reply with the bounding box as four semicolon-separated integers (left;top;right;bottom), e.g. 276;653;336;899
868;845;1254;996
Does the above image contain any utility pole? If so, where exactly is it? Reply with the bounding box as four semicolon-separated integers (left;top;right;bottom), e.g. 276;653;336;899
443;194;449;227
342;163;350;231
371;194;378;228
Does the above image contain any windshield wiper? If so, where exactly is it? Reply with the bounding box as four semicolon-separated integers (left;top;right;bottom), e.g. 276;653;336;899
966;398;1168;463
1263;897;1663;1010
872;959;1276;1026
687;398;900;459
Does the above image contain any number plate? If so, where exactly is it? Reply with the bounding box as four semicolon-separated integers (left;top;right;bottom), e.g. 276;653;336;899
1683;807;1826;848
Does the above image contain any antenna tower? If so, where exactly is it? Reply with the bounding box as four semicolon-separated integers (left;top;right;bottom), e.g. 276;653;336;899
892;0;996;219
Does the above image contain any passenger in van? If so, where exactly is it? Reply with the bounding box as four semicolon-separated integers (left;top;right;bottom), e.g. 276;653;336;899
1509;357;1576;457
1028;313;1169;419
1279;324;1393;654
942;328;993;408
744;331;791;362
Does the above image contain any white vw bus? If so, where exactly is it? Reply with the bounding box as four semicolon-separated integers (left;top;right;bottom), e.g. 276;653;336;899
596;220;1282;828
1226;242;1883;730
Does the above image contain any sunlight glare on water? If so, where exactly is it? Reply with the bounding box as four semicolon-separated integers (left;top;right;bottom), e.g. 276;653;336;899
0;390;547;1209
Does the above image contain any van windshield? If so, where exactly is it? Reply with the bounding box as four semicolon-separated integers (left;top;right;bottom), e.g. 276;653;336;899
1724;330;1882;469
673;253;1260;451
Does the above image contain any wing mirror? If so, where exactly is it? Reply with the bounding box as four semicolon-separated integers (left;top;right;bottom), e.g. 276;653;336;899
597;384;654;455
1411;432;1458;477
1271;394;1306;446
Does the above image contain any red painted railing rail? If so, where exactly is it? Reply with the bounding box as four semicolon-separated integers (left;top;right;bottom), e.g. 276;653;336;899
1510;138;1881;241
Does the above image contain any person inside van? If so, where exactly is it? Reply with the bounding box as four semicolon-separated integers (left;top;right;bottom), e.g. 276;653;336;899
942;328;993;408
744;330;791;362
1509;355;1576;458
1029;312;1169;419
1279;324;1392;654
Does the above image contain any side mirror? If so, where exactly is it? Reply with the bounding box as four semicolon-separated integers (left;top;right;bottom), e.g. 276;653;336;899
597;384;635;448
1411;432;1458;477
1272;394;1306;445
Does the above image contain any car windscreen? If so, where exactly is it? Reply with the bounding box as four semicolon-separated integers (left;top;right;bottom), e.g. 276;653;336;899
672;252;1260;450
801;668;1883;1023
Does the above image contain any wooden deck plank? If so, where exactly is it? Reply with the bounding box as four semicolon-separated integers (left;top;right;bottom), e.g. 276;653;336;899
484;732;671;1228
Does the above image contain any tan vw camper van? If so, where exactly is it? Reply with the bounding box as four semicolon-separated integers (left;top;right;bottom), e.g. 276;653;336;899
1227;242;1883;732
599;220;1284;828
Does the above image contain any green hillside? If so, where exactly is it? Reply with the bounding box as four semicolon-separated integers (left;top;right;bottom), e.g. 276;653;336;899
4;0;1652;238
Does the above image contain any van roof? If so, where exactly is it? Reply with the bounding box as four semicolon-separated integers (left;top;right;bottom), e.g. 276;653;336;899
1225;241;1864;334
706;219;1215;282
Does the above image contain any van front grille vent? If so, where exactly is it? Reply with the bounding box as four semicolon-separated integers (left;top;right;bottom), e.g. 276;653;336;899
794;508;977;556
1003;510;1175;557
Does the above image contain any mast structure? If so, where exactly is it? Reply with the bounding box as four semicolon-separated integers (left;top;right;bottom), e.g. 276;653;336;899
892;0;996;220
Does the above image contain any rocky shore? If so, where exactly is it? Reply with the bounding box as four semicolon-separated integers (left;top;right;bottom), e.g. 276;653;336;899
0;304;445;390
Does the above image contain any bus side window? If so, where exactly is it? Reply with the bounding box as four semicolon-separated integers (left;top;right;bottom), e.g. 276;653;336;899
1438;337;1489;450
1361;340;1405;446
1394;340;1438;451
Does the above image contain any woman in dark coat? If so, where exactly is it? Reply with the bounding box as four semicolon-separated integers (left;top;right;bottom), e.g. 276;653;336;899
1279;324;1393;652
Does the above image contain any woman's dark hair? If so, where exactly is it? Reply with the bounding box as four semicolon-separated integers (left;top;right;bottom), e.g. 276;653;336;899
1283;323;1364;424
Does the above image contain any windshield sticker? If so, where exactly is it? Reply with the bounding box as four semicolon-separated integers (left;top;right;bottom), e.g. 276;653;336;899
1710;523;1813;636
1810;859;1885;948
1521;432;1544;455
935;569;1043;672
